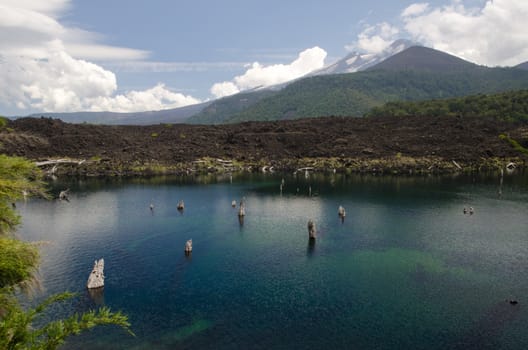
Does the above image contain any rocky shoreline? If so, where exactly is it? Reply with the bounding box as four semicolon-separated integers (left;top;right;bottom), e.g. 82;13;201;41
2;115;527;177
25;155;525;178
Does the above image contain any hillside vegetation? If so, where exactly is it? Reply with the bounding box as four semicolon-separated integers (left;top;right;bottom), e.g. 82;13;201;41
188;89;276;124
365;90;528;121
212;67;528;123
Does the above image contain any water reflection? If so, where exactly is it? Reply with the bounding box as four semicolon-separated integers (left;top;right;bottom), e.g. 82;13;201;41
307;239;316;257
87;287;105;306
16;170;528;350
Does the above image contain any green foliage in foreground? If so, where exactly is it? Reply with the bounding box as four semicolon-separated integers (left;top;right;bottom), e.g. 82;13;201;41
0;292;133;350
0;237;39;289
0;154;46;235
365;90;528;121
0;154;132;350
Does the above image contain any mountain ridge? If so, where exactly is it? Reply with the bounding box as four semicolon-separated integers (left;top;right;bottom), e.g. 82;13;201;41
367;46;479;72
516;61;528;70
26;101;211;125
14;42;528;125
312;39;418;75
222;67;528;123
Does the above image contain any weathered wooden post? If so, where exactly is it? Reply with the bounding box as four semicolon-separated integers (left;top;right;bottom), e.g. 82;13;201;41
238;197;246;217
338;205;346;217
307;220;316;240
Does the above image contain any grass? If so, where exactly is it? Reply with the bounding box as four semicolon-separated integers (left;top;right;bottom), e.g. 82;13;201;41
499;134;528;155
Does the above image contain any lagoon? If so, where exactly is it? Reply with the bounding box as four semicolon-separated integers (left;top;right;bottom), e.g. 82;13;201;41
17;172;528;349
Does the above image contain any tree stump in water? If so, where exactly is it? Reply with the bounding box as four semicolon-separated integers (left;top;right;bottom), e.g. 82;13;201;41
185;239;192;254
307;220;316;239
87;259;105;289
177;200;185;211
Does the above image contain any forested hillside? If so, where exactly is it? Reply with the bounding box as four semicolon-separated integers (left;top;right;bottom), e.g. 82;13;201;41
365;90;528;121
187;89;276;124
221;67;528;123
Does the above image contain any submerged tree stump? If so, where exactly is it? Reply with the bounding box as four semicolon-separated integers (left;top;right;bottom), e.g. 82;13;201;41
338;205;346;217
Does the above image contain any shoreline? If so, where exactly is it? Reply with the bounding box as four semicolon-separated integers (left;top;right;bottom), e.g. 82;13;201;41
36;155;526;177
3;116;528;178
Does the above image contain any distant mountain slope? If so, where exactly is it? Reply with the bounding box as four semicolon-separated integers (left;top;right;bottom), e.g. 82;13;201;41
189;45;506;124
312;39;417;75
223;66;528;123
187;89;276;124
187;39;418;124
367;46;478;72
516;61;528;70
27;101;210;125
365;90;528;121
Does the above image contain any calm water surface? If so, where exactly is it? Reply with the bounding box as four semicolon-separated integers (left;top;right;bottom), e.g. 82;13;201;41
17;172;528;349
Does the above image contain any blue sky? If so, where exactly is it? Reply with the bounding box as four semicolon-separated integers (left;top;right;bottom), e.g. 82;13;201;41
1;0;527;115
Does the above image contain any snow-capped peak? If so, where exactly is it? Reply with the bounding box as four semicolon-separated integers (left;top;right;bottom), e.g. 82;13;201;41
311;39;419;76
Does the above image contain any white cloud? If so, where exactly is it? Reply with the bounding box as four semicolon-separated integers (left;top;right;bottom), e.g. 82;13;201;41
0;1;148;61
210;82;240;99
210;47;327;98
104;61;245;73
0;0;200;113
347;22;400;54
401;3;429;17
347;1;528;67
402;0;528;66
87;84;200;113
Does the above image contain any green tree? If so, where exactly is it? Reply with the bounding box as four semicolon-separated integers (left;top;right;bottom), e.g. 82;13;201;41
0;154;132;350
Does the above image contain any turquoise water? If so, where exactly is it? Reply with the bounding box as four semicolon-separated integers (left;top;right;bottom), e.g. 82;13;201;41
17;172;528;349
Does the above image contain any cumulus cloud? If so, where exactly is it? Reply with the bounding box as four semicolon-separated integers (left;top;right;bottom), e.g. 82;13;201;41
210;47;327;98
346;1;528;67
401;3;429;17
0;0;199;113
0;1;148;61
346;22;400;54
401;0;528;66
210;82;240;99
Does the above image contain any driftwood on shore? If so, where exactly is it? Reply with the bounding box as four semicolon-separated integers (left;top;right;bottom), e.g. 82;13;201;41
35;158;86;167
36;158;86;176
